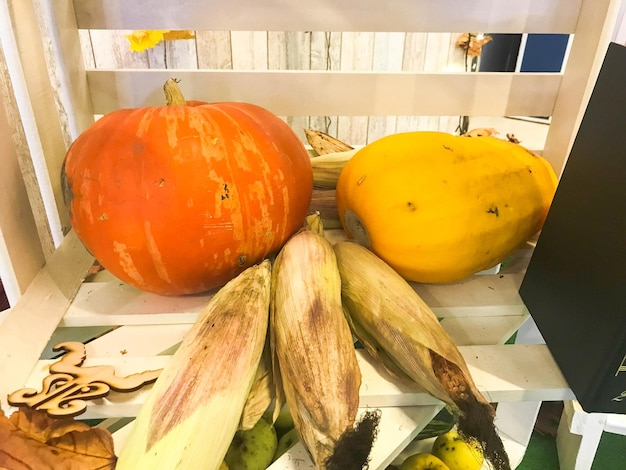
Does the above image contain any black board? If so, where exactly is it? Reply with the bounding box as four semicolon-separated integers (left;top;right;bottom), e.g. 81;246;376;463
519;42;626;414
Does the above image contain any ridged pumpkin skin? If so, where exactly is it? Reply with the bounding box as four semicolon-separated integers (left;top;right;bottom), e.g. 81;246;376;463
63;102;312;295
335;131;557;283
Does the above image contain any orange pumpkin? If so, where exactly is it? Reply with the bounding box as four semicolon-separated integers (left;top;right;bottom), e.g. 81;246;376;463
62;80;312;295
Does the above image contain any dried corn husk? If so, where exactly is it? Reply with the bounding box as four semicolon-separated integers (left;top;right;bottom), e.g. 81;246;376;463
333;242;511;470
311;149;358;189
117;261;271;470
305;129;353;155
308;189;341;229
240;343;274;430
270;217;375;469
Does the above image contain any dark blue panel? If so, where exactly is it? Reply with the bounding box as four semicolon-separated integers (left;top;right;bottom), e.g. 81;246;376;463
520;34;569;72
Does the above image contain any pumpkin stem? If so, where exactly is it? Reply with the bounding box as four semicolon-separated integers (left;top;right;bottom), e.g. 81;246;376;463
164;78;187;106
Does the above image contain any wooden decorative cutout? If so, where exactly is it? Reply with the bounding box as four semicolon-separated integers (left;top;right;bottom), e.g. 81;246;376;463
8;341;162;418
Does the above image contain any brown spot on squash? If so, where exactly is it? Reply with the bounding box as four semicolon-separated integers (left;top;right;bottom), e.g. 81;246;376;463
486;206;499;217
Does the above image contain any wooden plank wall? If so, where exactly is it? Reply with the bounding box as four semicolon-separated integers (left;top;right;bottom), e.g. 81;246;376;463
79;29;469;145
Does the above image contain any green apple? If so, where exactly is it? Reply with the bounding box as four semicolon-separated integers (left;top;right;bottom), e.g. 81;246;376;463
224;417;278;470
273;427;300;461
431;430;484;470
400;452;451;470
273;405;295;432
263;404;295;440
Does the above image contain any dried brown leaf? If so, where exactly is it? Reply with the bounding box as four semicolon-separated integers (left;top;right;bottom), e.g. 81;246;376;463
0;408;116;469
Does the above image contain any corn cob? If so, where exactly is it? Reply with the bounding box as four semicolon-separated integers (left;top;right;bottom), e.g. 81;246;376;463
333;241;511;470
270;219;374;469
308;189;342;229
311;149;358;189
117;260;271;470
305;129;353;155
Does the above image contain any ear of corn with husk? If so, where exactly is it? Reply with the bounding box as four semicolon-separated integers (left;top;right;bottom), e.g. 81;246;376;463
308;189;342;229
310;149;359;189
305;129;354;155
117;260;271;470
270;217;377;469
306;128;356;190
333;241;511;470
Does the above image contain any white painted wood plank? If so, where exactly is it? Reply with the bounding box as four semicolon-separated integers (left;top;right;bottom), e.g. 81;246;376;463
402;33;428;71
163;35;198;69
230;31;268;69
268;31;311;70
61;267;526;327
0;0;68;250
494;401;542;468
0;61;46;304
556;400;609;470
195;31;232;69
269;405;443;470
61;281;213;327
83;324;189;357
34;0;95;143
0;230;94;410
145;39;198;69
367;116;398;143
424;33;453;72
23;344;574;418
73;0;581;34
439;314;528;346
308;31;340;138
373;32;405;72
88;30;149;68
542;0;622;175
338;32;374;145
412;273;526;318
78;30;95;69
86;69;563;118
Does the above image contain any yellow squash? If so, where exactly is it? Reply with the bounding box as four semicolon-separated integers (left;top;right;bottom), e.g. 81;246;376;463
335;131;557;283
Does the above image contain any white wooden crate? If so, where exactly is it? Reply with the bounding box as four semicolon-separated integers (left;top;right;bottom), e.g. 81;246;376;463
0;1;624;469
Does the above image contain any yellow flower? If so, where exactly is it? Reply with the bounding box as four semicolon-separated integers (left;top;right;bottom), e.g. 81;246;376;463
126;30;169;52
126;30;196;52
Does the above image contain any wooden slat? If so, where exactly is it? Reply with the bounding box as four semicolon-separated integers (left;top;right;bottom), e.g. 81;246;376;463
73;0;581;34
0;230;94;410
0;50;46;303
0;3;58;258
34;0;95;144
61;282;210;327
23;344;575;419
0;1;73;245
61;269;526;327
270;405;444;470
86;69;562;118
439;314;529;345
542;0;622;175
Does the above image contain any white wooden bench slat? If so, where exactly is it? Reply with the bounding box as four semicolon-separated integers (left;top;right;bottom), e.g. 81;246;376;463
439;314;528;346
72;0;581;34
60;276;527;327
22;344;574;420
270;405;444;470
0;230;94;409
86;69;563;119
